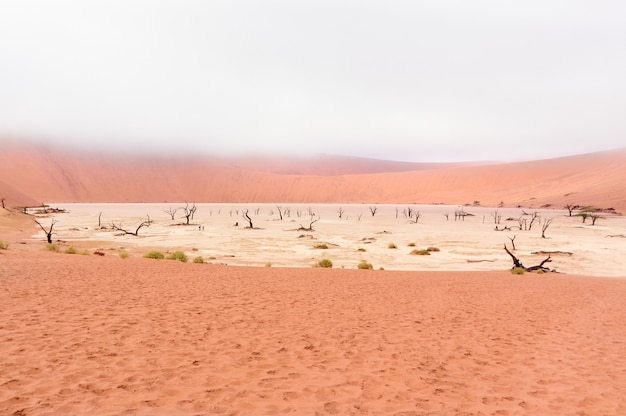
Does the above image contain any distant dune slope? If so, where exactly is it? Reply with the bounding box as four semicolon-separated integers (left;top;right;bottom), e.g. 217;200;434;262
1;142;625;211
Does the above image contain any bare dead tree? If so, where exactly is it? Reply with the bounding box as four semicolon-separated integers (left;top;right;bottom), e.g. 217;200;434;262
508;235;517;250
395;207;399;218
111;215;151;236
527;212;539;231
564;203;578;216
298;215;320;231
1;196;6;209
242;210;253;228
337;207;345;219
307;207;315;216
490;209;502;224
369;205;378;216
276;205;283;220
357;212;363;221
255;207;260;216
181;202;197;225
164;207;179;220
98;211;104;228
541;218;554;238
409;210;421;223
504;244;554;273
443;212;449;221
35;219;57;244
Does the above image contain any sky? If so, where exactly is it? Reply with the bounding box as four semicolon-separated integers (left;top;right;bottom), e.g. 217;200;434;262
1;1;625;162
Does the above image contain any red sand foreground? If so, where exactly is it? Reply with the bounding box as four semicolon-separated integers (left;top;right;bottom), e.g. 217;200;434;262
2;246;626;415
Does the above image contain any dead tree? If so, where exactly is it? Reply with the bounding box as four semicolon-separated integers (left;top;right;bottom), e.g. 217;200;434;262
409;210;421;223
298;215;320;231
504;244;553;273
1;196;6;209
525;211;539;230
276;205;284;220
541;218;554;238
181;202;197;225
564;204;578;216
111;216;151;236
369;205;378;216
508;235;517;250
35;219;57;244
490;209;502;224
337;207;345;219
98;212;105;229
163;207;179;220
443;212;449;221
242;210;253;228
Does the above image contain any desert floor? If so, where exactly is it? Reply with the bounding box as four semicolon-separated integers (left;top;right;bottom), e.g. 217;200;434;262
1;205;626;415
24;203;626;277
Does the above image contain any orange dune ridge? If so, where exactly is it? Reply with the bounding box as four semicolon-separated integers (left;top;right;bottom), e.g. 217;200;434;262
1;249;626;416
1;141;625;212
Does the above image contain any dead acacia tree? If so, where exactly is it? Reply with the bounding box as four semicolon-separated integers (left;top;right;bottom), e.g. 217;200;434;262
163;207;179;220
564;203;578;216
181;202;197;225
242;210;253;228
409;210;421;223
111;215;151;236
1;196;6;209
504;244;554;273
508;235;517;250
490;209;502;224
369;205;378;216
35;219;57;244
337;207;345;219
541;218;554;238
276;205;284;220
298;214;320;231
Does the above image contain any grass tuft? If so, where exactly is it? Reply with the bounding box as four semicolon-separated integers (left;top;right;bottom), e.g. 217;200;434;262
358;260;373;269
193;256;205;264
315;258;333;268
144;250;164;260
167;251;188;262
410;249;430;255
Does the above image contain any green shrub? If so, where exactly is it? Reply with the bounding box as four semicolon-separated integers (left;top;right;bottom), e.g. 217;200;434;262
536;268;545;274
44;243;60;252
0;240;8;250
410;249;430;256
167;251;188;262
358;261;373;269
81;249;90;255
426;246;440;252
64;246;77;254
388;243;397;249
144;250;164;260
193;256;205;264
119;251;129;259
314;243;328;249
315;258;333;268
511;267;525;275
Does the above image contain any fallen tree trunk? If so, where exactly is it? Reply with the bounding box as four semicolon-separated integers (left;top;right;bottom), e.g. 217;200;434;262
504;244;555;273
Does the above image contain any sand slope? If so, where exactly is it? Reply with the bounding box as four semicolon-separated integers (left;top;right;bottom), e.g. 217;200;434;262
1;141;625;212
1;250;626;416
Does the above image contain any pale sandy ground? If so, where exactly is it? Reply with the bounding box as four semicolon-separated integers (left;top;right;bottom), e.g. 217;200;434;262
29;203;626;277
2;206;626;415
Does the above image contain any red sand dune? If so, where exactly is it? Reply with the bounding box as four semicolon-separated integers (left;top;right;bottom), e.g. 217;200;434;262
1;141;625;211
1;250;626;416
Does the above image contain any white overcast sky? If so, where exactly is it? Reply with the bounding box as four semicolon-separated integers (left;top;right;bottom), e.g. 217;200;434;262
1;1;625;162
